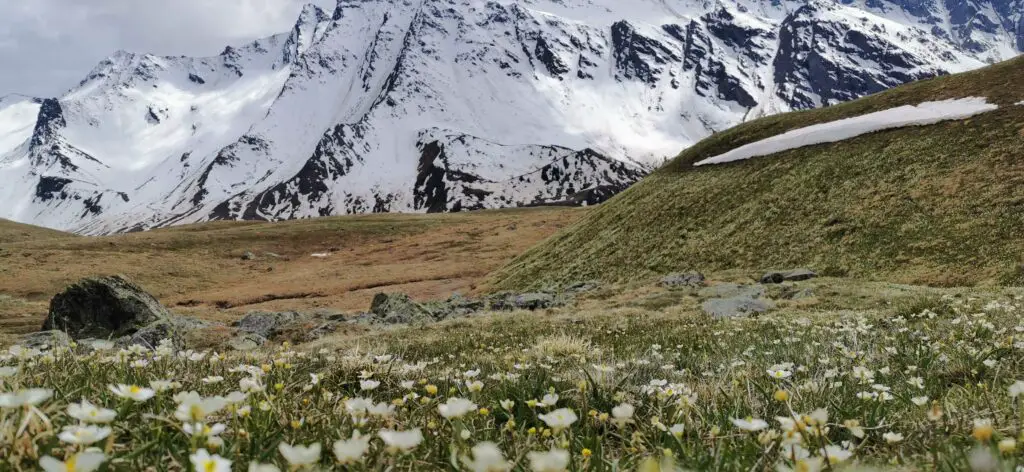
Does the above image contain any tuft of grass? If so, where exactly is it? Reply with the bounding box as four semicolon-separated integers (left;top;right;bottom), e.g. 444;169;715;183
491;57;1024;291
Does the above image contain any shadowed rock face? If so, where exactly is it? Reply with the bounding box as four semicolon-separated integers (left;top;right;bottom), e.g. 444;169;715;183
42;275;171;339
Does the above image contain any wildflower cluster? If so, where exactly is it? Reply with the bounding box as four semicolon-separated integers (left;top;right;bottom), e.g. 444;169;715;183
1;293;1024;470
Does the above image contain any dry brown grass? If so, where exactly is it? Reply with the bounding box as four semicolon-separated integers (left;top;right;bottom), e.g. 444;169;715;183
0;207;582;337
0;218;74;244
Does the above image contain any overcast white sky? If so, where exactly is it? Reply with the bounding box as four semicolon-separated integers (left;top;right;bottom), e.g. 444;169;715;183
0;0;335;97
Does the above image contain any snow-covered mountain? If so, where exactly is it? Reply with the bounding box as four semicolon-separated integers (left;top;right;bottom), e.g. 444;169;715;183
1;0;1020;234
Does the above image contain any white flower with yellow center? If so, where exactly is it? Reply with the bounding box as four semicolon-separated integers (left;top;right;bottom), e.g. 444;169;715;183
58;425;112;445
189;449;231;472
108;384;155;402
538;408;577;431
67;399;116;424
39;452;106;472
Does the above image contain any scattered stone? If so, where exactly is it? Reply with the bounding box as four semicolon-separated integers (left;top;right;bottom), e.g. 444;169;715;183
370;293;433;324
241;251;256;261
303;322;340;342
565;281;600;293
17;330;71;350
233;311;303;338
42;275;171;339
761;269;817;284
228;332;267;351
661;272;706;288
791;288;816;300
123;320;178;349
490;292;558;311
702;296;774;318
698;283;766;300
783;268;817;282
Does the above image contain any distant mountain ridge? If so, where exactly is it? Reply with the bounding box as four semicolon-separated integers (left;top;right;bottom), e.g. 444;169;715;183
0;0;1019;234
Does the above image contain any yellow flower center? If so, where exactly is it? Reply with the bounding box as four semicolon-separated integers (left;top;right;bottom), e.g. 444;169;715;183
203;460;217;472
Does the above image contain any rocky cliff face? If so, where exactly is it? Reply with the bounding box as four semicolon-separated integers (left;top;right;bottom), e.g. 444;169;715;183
0;0;1018;234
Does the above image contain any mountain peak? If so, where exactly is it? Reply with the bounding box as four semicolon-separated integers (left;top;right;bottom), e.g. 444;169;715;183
283;3;331;63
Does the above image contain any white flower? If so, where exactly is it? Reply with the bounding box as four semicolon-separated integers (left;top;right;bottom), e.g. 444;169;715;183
367;402;395;417
821;445;853;463
190;449;231;472
463;441;511;472
539;393;559;407
983;359;998;368
500;399;515;410
907;377;925;389
669;423;685;437
224;391;248;405
911;396;929;406
767;369;792;379
360;380;380;391
883;432;904;444
467;380;484;392
183;422;227;438
379;428;423;453
439;397;478;419
538;408;577;431
1009;380;1024;398
732;417;769;431
39;452;106;472
58;425;112;445
279;442;321;467
400;380;415;389
464;369;481;378
333;432;371;464
309;373;321;385
611;403;635;426
0;388;53;408
175;396;228;422
201;376;224;384
150;380;181;393
67;399;116;424
527;448;570;472
240;377;264;393
108;384;155;402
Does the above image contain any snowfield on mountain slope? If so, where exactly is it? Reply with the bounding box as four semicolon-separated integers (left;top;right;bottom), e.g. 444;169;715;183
694;97;999;166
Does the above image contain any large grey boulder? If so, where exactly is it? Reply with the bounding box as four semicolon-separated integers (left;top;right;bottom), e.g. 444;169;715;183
42;275;171;339
661;272;706;288
703;297;774;318
233;311;303;338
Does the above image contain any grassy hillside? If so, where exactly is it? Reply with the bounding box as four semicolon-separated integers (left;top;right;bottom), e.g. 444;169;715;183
0;218;73;243
0;207;581;336
492;57;1024;290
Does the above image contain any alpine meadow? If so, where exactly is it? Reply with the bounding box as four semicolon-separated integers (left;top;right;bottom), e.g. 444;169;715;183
3;1;1024;471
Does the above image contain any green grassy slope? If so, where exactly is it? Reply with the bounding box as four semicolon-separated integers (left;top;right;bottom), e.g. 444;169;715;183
492;57;1024;289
